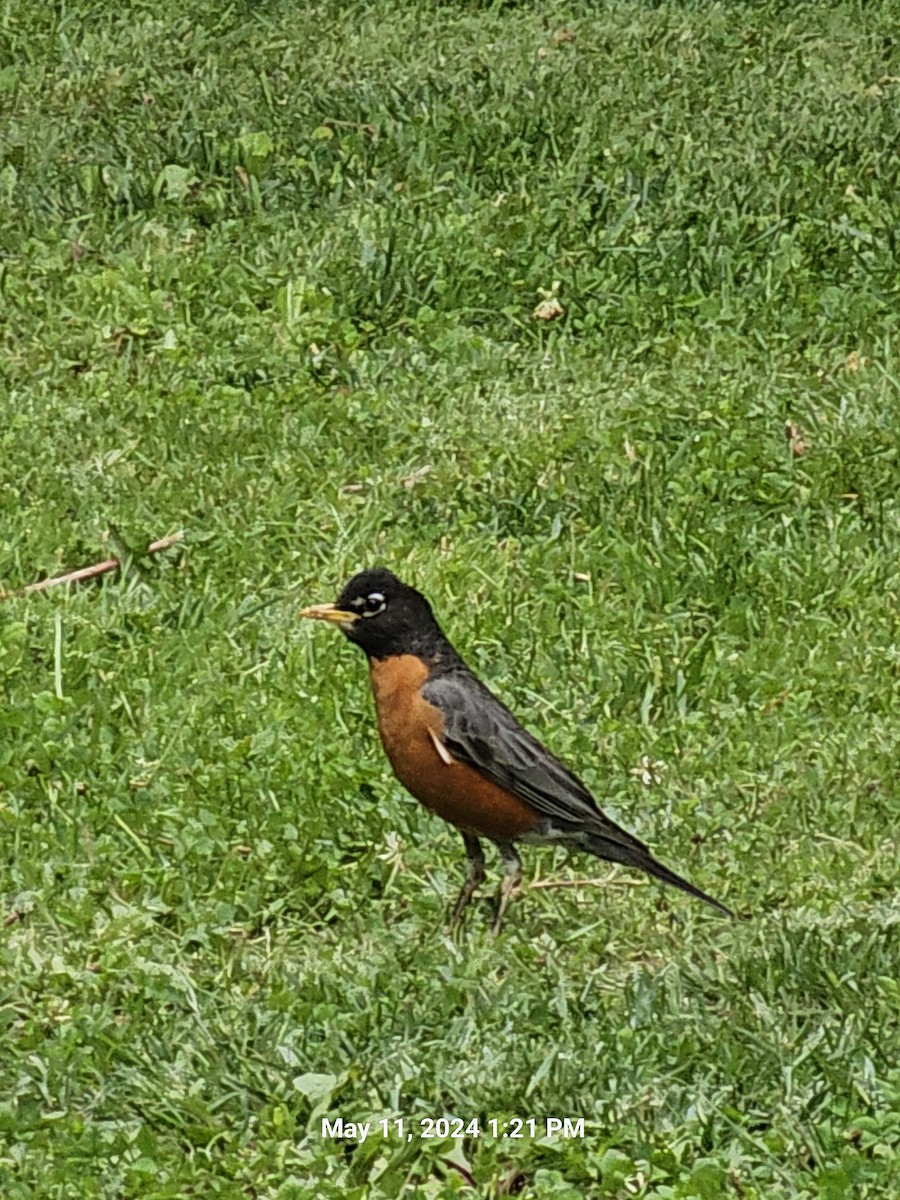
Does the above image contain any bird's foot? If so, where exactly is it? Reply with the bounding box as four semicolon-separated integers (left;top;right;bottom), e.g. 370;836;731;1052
490;879;523;937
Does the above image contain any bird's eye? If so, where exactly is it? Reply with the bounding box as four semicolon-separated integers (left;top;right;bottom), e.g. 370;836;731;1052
361;591;386;617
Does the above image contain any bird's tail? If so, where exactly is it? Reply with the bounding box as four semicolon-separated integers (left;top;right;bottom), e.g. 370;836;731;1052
584;833;734;918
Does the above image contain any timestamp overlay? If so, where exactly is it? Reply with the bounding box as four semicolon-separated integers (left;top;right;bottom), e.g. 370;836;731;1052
321;1115;586;1143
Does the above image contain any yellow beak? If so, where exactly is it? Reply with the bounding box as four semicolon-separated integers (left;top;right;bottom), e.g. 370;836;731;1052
299;603;359;624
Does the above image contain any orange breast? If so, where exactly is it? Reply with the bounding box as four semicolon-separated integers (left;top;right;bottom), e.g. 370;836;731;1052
368;655;540;842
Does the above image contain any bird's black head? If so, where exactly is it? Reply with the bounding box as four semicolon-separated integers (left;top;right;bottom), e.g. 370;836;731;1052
300;568;445;659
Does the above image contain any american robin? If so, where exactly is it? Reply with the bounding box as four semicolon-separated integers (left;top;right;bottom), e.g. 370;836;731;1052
301;568;733;931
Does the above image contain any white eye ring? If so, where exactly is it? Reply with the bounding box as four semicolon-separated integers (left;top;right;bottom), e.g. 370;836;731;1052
362;592;386;617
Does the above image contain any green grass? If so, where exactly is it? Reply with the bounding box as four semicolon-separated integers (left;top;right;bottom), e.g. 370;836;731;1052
2;0;899;1195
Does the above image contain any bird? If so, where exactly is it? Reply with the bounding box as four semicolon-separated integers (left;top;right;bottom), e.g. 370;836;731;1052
300;567;733;932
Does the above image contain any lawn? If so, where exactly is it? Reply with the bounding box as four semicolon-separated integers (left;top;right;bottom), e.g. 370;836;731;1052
1;0;899;1196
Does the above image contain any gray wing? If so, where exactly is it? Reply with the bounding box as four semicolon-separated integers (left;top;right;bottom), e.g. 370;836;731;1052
423;670;645;850
424;669;734;917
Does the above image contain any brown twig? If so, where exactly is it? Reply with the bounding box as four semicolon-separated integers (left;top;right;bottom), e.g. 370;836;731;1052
440;1158;476;1188
528;877;641;891
1;531;184;600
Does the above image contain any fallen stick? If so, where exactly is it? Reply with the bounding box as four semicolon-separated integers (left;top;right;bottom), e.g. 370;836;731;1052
528;877;641;890
1;531;184;600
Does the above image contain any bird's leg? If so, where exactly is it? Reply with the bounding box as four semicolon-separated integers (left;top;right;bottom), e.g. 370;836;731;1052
449;832;486;928
491;842;523;936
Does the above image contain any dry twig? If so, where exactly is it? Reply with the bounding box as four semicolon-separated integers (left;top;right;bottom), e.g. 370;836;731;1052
528;877;641;891
1;531;184;601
